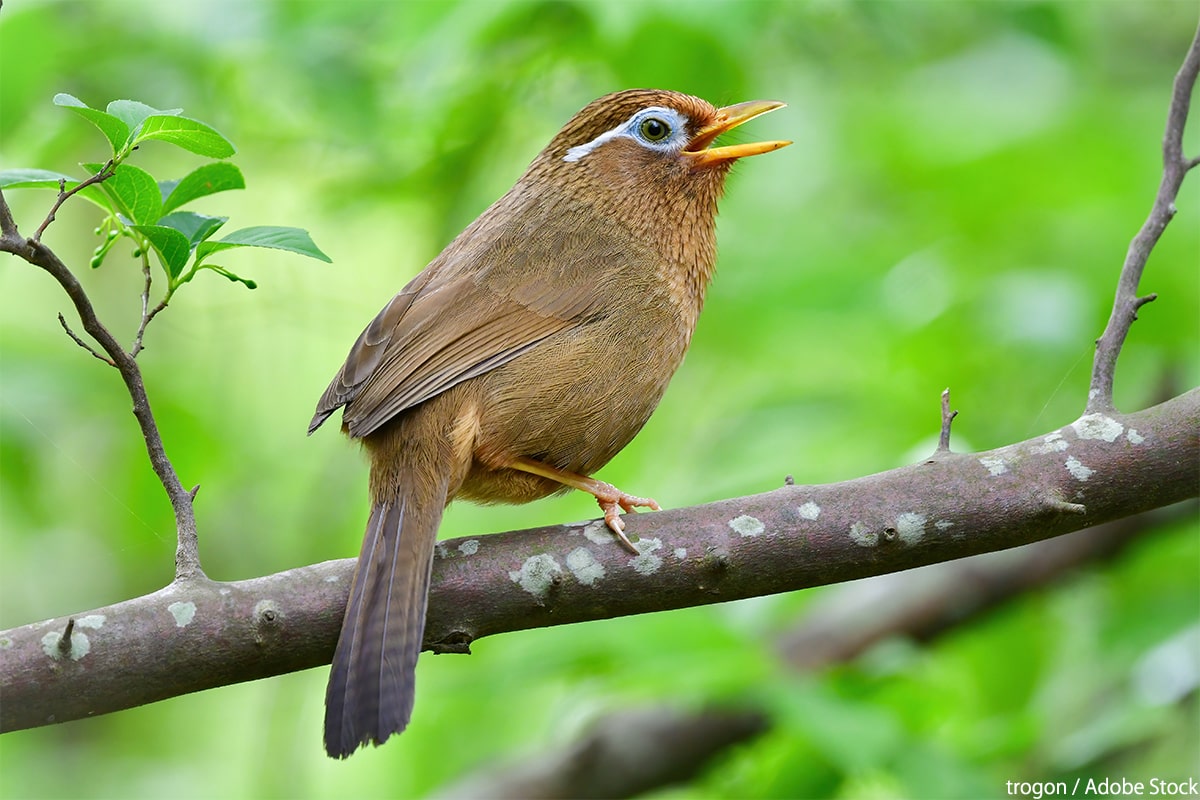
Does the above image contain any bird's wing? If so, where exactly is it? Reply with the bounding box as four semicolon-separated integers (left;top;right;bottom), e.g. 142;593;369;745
309;214;615;439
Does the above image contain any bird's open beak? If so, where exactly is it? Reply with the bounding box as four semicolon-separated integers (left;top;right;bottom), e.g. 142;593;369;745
685;100;791;168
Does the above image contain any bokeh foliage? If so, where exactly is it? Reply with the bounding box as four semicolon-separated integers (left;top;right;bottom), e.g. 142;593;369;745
1;1;1197;798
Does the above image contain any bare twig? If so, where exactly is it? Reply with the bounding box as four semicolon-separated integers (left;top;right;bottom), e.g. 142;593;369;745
56;618;76;659
0;187;204;581
129;248;174;357
31;161;115;243
935;388;957;455
57;313;114;365
131;250;154;357
1087;24;1200;413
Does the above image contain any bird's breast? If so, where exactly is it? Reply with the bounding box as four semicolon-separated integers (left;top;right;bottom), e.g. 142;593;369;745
454;278;696;504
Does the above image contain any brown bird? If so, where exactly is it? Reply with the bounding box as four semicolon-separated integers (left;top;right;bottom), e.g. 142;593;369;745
310;88;789;758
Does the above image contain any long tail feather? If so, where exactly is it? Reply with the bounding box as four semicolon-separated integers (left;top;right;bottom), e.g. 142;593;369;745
324;490;444;758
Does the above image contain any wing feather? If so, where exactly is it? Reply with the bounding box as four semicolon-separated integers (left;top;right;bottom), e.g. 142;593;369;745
310;199;618;439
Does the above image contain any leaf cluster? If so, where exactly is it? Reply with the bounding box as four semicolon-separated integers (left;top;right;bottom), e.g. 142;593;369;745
0;94;329;297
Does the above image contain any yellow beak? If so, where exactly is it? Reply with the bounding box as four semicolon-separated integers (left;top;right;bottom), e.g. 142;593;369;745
685;100;791;168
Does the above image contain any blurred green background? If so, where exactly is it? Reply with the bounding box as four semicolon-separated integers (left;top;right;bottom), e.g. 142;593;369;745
1;1;1197;798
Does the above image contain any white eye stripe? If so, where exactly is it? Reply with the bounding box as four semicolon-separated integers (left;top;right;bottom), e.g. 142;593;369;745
563;106;689;163
562;126;627;163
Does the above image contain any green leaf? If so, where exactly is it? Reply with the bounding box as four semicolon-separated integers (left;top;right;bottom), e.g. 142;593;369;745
106;99;180;140
160;162;245;215
53;93;130;155
130;224;192;279
98;163;162;226
0;168;114;211
196;226;331;263
132;115;235;158
0;168;78;189
157;211;227;245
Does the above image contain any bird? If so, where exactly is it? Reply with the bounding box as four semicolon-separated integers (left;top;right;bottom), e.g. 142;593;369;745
310;88;789;758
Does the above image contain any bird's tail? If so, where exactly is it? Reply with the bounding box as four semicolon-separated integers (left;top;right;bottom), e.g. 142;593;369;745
323;488;445;758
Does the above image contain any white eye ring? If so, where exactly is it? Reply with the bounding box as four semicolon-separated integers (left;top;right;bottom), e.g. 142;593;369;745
637;115;671;143
564;106;690;163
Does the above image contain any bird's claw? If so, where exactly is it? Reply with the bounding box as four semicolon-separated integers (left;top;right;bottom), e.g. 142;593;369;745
507;456;660;556
597;490;660;555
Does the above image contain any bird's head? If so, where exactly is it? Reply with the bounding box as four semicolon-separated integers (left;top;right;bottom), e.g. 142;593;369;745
517;90;789;257
550;89;790;173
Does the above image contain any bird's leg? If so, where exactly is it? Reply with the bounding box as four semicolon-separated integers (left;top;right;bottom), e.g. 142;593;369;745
509;456;659;554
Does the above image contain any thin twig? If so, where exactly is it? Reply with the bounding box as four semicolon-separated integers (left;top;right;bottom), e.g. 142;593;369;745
936;387;957;454
31;161;115;243
1087;23;1200;413
56;618;76;658
139;298;171;346
132;244;180;356
131;249;154;357
130;249;173;358
0;187;205;581
58;313;114;365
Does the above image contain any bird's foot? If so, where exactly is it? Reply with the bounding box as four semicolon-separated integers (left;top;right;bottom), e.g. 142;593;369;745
509;456;659;554
594;485;660;555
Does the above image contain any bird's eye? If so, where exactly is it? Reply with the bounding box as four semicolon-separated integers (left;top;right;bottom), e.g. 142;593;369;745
638;116;671;142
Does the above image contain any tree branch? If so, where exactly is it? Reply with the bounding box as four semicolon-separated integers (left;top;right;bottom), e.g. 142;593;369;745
779;503;1193;670
438;503;1187;799
0;188;203;580
1087;22;1200;413
432;707;769;800
2;391;1195;733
